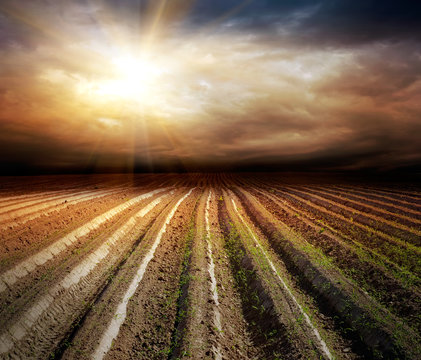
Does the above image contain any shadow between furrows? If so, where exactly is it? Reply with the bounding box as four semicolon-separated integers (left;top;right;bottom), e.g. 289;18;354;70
232;188;408;360
218;195;299;360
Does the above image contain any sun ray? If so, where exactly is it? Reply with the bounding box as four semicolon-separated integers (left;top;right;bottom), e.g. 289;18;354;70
145;0;168;48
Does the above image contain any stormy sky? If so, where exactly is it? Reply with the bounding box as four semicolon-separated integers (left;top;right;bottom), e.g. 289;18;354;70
0;0;420;173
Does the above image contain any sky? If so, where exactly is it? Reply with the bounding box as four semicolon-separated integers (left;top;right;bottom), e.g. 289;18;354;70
0;0;420;173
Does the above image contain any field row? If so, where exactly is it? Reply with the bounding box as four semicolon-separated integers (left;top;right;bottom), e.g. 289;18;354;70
0;176;419;359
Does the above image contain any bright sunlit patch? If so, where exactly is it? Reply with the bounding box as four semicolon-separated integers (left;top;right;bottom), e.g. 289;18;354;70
94;55;167;101
97;117;121;128
66;53;171;105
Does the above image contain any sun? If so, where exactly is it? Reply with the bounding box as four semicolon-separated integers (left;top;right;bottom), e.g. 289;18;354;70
93;54;166;102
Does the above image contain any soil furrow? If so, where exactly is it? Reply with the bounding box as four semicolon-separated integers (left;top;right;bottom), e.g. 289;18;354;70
0;188;126;231
352;187;421;200
0;188;138;269
250;186;417;280
166;191;202;360
265;186;420;274
0;175;418;360
218;190;312;360
0;190;72;208
309;186;421;219
232;187;419;359
334;186;421;208
173;187;258;359
282;186;421;246
0;190;173;323
231;196;333;359
0;189;114;222
0;187;169;293
57;189;195;359
0;192;172;357
0;189;111;216
94;188;195;360
297;185;421;226
248;186;420;331
203;190;223;359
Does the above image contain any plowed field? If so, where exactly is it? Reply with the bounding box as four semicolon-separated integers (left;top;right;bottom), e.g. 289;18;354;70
0;174;419;359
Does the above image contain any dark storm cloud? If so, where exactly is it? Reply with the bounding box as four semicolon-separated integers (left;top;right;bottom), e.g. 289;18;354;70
188;0;421;45
2;0;421;47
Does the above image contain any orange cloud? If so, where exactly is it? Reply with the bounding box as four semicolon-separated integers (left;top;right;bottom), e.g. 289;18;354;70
0;1;420;173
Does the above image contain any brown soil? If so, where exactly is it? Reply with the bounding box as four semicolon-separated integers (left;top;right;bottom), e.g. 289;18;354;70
254;183;420;275
243;186;420;331
0;174;419;360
